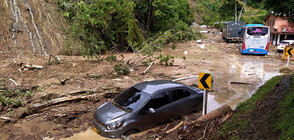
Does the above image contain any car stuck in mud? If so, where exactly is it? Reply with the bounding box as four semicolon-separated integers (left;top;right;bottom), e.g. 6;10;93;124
92;80;203;138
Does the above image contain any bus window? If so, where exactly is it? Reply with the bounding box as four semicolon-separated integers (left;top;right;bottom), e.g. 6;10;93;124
247;27;268;36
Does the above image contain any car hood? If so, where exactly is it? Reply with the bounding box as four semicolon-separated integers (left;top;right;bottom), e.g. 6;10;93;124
94;101;128;124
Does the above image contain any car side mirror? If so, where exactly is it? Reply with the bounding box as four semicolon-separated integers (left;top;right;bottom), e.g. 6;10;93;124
146;108;155;114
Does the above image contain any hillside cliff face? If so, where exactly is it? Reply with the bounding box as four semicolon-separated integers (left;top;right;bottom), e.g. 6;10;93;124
0;0;67;55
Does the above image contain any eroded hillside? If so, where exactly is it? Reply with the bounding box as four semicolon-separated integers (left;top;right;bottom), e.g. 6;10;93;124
0;0;67;55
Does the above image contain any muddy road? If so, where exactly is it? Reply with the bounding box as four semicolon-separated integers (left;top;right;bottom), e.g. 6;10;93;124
0;28;291;140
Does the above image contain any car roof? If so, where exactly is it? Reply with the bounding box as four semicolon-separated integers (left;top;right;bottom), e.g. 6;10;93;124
133;80;185;94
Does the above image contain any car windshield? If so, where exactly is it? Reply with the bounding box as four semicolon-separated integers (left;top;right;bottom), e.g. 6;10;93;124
113;87;149;111
247;27;268;36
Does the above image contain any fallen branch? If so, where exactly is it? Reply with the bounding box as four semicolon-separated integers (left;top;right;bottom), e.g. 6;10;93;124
22;64;43;70
172;76;198;82
143;62;154;74
24;112;46;122
166;121;183;134
199;122;210;140
196;104;232;122
220;112;232;124
9;78;18;86
164;124;170;131
68;90;95;96
28;94;100;113
230;81;255;85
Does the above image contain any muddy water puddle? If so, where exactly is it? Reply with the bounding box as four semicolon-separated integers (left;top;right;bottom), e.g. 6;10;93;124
210;61;281;111
60;128;115;140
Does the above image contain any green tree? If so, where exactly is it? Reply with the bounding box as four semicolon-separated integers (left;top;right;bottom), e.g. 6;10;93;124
260;0;294;20
134;0;194;32
59;0;143;57
57;0;195;58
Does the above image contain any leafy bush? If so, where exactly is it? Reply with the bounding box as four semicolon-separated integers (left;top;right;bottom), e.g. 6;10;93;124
114;63;130;75
0;88;32;107
157;54;174;66
57;0;143;57
57;0;195;58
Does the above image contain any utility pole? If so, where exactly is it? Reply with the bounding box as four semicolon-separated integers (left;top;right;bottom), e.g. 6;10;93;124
238;0;247;21
235;0;237;21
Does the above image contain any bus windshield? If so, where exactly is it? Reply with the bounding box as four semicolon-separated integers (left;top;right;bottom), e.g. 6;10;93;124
247;27;268;36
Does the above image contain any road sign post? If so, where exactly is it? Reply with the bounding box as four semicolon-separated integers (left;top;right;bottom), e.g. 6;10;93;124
285;46;293;68
198;73;213;116
203;90;207;115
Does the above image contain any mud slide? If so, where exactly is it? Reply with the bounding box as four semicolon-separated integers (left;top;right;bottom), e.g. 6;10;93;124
0;0;67;55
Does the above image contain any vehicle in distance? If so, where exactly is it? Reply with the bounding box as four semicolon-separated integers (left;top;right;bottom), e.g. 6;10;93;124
239;24;270;55
92;80;203;138
277;40;294;52
222;21;245;43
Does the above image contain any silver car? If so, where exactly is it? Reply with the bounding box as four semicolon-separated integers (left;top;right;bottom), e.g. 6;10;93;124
92;80;203;138
277;40;294;52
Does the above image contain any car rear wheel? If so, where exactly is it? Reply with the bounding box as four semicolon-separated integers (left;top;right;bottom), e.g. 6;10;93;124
124;129;139;136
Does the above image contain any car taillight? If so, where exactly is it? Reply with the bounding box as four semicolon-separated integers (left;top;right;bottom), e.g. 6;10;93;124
265;43;269;51
242;42;246;50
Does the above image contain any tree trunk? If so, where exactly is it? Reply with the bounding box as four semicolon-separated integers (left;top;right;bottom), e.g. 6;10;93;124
235;0;237;21
238;0;247;21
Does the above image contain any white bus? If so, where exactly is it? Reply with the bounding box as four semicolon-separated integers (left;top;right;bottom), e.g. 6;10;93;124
240;24;270;55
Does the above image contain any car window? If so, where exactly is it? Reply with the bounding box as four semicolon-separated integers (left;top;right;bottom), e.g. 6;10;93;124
171;89;191;101
141;89;191;112
114;87;149;111
148;92;170;109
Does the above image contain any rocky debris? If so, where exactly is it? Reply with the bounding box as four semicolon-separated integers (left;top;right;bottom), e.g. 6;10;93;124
199;30;208;33
199;44;205;49
200;25;207;28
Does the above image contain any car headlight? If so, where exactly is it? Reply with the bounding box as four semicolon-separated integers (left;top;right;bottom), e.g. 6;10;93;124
106;122;124;130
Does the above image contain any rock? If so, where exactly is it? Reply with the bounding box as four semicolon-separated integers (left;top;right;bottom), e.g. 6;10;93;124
197;40;202;43
200;25;207;28
200;31;208;33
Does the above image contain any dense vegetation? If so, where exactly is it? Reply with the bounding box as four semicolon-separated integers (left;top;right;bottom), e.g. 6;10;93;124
258;0;294;21
0;87;33;107
194;0;267;26
56;0;196;58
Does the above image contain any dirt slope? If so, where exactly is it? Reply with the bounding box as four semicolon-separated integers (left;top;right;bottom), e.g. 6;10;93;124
240;75;292;139
0;0;67;55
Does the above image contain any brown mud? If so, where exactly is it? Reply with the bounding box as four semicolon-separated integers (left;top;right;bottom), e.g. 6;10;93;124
0;27;293;140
